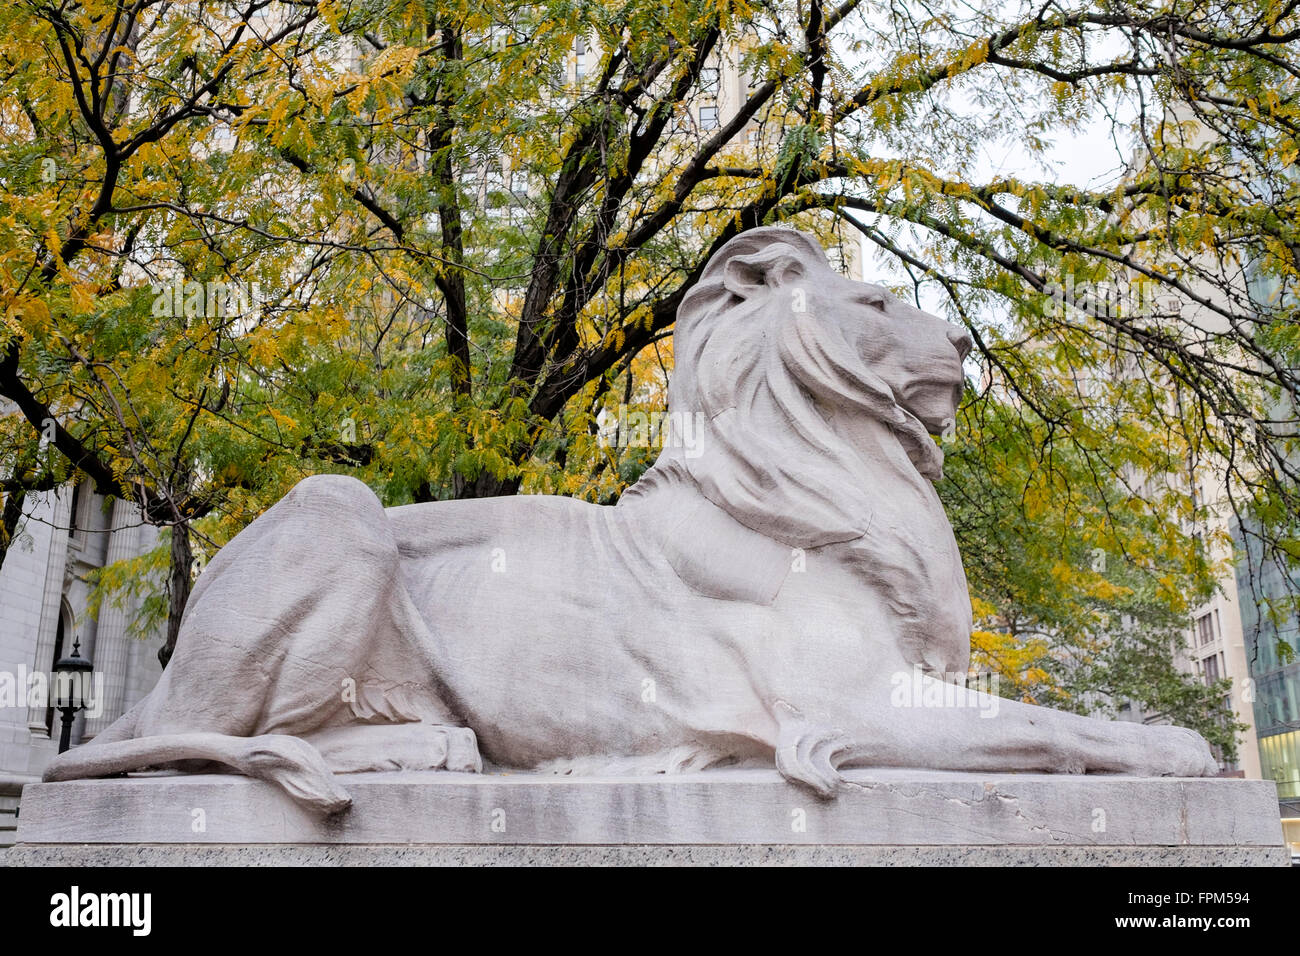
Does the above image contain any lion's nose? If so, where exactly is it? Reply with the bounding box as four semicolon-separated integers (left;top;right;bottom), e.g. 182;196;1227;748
946;324;973;362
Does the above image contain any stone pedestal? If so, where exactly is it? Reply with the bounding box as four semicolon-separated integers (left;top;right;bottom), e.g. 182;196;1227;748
7;769;1288;866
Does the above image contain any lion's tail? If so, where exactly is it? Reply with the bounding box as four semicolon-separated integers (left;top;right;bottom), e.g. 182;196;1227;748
42;724;351;814
42;693;350;815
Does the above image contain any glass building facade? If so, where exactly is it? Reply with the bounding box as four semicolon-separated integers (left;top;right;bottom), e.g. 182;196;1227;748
1239;254;1300;814
1233;517;1300;808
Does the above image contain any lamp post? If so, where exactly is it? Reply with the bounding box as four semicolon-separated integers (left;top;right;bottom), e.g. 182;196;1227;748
52;639;93;755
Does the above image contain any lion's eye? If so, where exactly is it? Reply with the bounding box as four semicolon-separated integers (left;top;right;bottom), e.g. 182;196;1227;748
857;292;888;311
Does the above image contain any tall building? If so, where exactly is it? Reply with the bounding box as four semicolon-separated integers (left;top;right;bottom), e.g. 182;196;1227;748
1168;498;1263;781
1234;520;1300;810
1234;263;1300;819
1108;111;1299;829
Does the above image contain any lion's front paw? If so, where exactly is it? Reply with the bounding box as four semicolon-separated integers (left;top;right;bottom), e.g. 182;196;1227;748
1136;725;1219;778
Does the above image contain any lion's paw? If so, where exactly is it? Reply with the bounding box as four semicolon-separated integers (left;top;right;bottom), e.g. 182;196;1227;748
1122;724;1219;778
1155;726;1219;777
443;726;483;773
306;722;483;776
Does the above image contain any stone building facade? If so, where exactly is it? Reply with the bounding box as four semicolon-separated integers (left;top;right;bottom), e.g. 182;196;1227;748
0;481;164;846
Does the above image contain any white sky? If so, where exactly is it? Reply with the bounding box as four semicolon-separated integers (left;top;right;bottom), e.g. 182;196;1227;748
855;103;1142;319
848;15;1143;295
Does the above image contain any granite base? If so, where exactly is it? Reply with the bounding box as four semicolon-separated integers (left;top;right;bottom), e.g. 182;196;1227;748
8;768;1288;866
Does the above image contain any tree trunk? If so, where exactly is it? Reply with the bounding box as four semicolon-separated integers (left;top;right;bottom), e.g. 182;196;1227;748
158;521;193;669
0;488;26;574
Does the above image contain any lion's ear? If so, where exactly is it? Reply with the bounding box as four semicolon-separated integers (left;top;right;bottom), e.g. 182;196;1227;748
720;245;809;300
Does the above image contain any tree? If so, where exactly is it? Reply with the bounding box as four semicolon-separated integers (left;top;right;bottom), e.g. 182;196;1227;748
943;393;1245;756
1;0;1297;699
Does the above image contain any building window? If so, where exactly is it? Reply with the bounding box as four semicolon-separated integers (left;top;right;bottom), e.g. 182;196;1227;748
574;38;586;78
1202;653;1220;684
1196;611;1216;646
481;157;505;198
68;481;82;535
699;106;719;130
701;66;719;96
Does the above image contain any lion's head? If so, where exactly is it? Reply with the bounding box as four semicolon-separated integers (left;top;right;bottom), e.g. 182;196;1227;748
634;226;972;551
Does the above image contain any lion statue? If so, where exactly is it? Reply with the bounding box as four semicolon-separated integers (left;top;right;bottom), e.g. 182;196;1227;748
45;226;1218;813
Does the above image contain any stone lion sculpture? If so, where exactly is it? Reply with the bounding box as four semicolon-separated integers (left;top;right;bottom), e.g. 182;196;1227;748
46;226;1217;813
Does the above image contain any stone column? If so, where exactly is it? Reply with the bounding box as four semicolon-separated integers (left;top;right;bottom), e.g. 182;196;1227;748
26;488;72;736
81;499;141;739
121;521;164;710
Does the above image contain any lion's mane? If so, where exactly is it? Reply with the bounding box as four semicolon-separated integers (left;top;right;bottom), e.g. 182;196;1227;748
626;226;944;550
